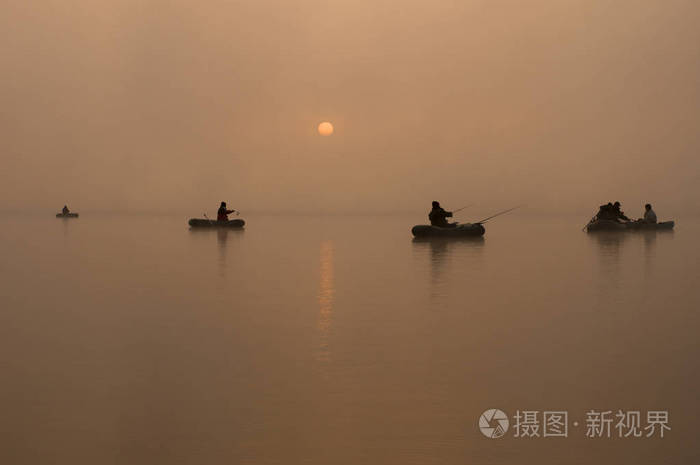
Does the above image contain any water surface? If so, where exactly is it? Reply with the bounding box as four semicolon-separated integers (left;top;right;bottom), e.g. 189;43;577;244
0;214;698;464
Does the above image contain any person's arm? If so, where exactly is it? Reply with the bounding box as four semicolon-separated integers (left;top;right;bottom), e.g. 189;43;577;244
437;207;451;218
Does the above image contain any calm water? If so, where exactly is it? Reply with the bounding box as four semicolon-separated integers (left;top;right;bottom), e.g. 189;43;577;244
1;213;698;464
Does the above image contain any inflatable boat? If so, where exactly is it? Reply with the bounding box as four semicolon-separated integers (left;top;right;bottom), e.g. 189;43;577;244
411;223;485;238
585;219;674;232
188;218;245;229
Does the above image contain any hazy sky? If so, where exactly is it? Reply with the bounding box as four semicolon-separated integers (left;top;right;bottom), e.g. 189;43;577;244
2;0;699;215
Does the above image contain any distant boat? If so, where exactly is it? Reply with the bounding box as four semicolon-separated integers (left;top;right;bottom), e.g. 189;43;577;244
188;218;245;229
56;212;79;218
585;219;674;232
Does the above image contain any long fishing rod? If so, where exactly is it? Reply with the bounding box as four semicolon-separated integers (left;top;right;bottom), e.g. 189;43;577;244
475;205;524;224
453;204;474;214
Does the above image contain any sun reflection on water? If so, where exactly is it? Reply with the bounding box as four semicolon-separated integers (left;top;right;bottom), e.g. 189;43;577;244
316;240;334;363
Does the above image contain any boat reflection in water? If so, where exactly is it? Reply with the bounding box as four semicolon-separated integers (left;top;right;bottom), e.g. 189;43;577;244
411;236;484;301
217;229;228;277
589;229;673;300
188;226;243;279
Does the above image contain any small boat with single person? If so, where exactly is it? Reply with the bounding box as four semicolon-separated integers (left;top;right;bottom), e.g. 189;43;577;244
412;203;521;238
189;201;245;229
57;205;78;218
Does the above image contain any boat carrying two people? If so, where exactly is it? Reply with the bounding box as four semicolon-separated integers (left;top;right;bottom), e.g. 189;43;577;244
188;201;245;228
585;201;674;231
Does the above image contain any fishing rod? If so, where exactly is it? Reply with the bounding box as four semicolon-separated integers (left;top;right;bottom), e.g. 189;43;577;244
475;205;524;224
452;204;474;214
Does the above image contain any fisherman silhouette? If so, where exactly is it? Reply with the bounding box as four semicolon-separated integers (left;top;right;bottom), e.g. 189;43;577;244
428;201;456;228
217;202;237;221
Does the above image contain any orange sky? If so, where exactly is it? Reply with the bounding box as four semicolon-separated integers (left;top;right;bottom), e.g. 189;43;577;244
2;0;699;214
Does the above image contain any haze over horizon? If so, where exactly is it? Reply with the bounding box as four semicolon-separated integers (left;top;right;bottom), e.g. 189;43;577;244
2;0;699;215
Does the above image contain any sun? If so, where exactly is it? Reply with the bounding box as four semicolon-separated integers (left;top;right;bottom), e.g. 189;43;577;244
318;121;334;136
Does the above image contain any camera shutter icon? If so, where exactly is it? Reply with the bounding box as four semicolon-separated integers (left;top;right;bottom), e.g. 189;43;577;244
479;409;509;438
